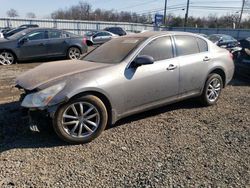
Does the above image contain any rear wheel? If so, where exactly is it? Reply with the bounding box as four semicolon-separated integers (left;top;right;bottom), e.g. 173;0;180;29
200;73;223;106
53;95;108;144
0;51;16;65
67;47;81;60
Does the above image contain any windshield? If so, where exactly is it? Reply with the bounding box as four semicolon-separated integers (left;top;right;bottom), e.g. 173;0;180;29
6;29;28;40
83;37;146;64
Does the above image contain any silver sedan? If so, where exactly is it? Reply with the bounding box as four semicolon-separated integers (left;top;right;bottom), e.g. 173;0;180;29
84;30;118;46
16;31;235;144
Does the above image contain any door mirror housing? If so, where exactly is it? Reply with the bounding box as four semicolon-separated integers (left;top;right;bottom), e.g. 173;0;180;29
218;38;224;44
133;55;154;67
19;38;28;45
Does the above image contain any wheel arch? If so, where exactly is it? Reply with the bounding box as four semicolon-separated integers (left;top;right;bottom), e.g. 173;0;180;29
208;68;226;87
67;45;83;54
0;48;18;60
86;40;93;46
68;90;114;126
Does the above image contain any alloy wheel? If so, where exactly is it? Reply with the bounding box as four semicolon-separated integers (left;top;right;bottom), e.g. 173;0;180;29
0;52;15;65
206;78;222;102
62;102;100;138
68;47;81;60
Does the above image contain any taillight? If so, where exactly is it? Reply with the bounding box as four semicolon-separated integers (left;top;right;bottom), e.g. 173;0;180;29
229;52;234;60
82;37;87;45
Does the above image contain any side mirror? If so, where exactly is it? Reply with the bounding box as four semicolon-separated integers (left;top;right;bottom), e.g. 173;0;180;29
218;38;223;43
133;55;154;67
19;38;28;45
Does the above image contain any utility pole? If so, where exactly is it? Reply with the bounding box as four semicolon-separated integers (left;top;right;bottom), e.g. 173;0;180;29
163;0;168;25
238;0;246;28
184;0;190;27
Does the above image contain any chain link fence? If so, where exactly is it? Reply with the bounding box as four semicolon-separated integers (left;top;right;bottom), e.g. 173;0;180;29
1;17;250;39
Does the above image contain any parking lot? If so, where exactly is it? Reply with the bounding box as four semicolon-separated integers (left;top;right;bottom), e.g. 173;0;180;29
0;56;249;187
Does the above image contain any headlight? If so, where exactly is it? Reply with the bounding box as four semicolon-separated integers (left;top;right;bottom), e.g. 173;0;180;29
21;82;66;108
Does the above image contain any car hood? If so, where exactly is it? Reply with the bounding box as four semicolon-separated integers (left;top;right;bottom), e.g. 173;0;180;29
16;59;111;90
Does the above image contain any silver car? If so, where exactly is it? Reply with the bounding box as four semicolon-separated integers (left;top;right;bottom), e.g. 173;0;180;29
16;31;235;144
84;30;118;46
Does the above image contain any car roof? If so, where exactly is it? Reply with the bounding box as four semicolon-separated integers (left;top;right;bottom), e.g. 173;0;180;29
210;34;231;37
19;27;63;33
122;31;203;39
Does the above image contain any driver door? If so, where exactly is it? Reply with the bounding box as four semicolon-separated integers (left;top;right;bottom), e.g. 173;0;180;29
18;30;48;60
122;36;180;112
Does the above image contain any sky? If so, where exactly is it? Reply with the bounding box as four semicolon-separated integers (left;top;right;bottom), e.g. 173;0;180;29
0;0;246;19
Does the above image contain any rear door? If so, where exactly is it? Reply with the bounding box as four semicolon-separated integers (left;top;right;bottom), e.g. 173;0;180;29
174;35;210;95
18;30;48;59
46;30;69;56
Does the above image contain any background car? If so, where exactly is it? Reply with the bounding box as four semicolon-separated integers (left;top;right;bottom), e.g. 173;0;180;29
208;34;239;49
0;28;87;65
84;30;118;46
2;24;39;38
104;27;127;36
198;33;208;38
0;27;12;38
16;31;234;144
234;37;250;79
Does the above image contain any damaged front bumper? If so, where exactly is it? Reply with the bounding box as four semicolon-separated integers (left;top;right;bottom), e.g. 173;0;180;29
17;86;59;132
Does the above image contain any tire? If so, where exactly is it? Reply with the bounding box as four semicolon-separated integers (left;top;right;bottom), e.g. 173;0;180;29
53;95;108;144
67;47;81;60
86;41;93;46
0;51;16;65
200;73;223;106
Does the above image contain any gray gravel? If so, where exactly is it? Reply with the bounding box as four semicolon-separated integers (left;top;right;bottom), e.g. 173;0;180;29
0;62;249;188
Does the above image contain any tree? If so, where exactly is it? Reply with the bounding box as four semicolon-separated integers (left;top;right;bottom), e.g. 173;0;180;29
26;12;36;18
6;9;19;17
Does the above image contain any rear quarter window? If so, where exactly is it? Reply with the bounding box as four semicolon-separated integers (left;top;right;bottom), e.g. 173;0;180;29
196;38;208;52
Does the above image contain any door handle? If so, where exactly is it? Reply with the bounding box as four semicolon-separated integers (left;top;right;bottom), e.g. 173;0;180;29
167;64;177;71
203;56;210;62
38;43;45;46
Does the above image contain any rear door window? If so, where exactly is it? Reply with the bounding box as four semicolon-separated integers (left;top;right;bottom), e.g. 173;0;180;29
48;30;62;39
138;36;173;61
175;35;200;56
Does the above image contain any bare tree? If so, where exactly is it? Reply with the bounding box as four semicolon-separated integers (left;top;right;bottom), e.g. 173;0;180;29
6;9;19;17
26;12;36;18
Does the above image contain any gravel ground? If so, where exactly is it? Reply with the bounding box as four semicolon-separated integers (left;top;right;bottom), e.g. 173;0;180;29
0;61;249;187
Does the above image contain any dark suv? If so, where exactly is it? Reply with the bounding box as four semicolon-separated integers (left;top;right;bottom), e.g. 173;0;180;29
104;27;127;36
208;34;239;49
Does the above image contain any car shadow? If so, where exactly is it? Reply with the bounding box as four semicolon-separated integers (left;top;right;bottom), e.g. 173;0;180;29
231;75;250;86
0;98;203;153
0;101;68;153
0;78;248;152
111;98;203;129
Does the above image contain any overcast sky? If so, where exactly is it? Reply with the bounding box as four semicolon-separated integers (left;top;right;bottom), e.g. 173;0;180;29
0;0;246;18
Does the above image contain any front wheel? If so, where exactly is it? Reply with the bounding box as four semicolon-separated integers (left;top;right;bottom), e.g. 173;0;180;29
53;95;108;144
67;47;81;60
200;74;223;106
0;51;16;65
